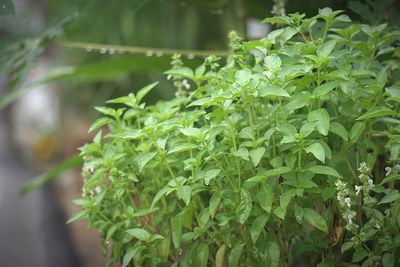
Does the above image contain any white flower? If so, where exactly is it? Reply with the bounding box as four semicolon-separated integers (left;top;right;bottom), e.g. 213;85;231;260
167;75;173;80
385;166;392;176
368;179;374;186
375;223;381;230
95;186;102;194
355;185;362;196
182;79;190;90
395;164;400;171
345;197;351;208
347;214;354;224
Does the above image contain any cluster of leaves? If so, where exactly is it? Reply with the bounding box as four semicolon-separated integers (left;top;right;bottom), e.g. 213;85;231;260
73;7;400;267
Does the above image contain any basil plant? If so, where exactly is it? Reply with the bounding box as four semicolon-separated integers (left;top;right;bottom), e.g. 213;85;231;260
72;7;400;267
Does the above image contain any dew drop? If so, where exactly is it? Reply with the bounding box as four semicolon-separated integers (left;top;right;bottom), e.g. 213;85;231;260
187;53;194;59
100;48;107;54
85;46;92;52
156;51;163;57
146;50;153;57
108;48;116;54
2;5;6;9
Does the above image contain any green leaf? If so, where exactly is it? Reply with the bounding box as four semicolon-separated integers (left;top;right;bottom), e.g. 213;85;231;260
180;127;202;138
329;122;348;141
215;244;226;267
195;243;209;267
302;208;328;233
127;228;151;242
203;169;221;185
168;143;197;154
305;143;325;163
165;66;194;79
349;122;365;143
177;185;192;206
20;155;83;196
238;188;252;224
151;187;170;208
308;109;330;136
209;191;223;218
316;40;337;57
266;241;280;267
251;214;270;243
379;174;400;185
122;246;140;267
136;82;159;103
66;210;88;224
232;147;250;161
356;106;396;120
246;167;292;184
352;247;368;262
341;242;353;253
378;191;400;205
136;152;157;172
171;214;182;249
249;147;266;167
187;97;213;107
264;55;281;70
256;184;274;214
260;86;290;98
235;69;252;85
88;117;113;133
307;165;342;178
228;243;244;267
313;80;341;97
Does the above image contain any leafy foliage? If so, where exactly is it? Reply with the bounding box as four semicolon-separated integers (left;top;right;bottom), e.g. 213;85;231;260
74;8;400;266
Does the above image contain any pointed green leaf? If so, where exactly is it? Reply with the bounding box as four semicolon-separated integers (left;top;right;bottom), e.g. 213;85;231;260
177;185;192;206
88;117;113;133
313;80;341;97
378;191;400;205
215;244;226;267
302;208;328;233
257;184;274;213
305;143;325;163
136;82;158;103
127;228;151;241
357;106;396;120
195;243;209;267
168;143;197;154
122;246;140;267
239;188;252;224
249;147;266;167
349;122;365;143
317;40;337;57
260;86;290;98
307;165;342;178
209;191;223;218
204;169;221;185
329;122;348;141
251;214;270;243
246;167;292;184
136;152;157;172
308;109;330;136
228;243;244;267
171;214;182;249
266;241;280;267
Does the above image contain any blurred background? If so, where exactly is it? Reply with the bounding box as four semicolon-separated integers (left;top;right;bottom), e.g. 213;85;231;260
0;0;398;266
